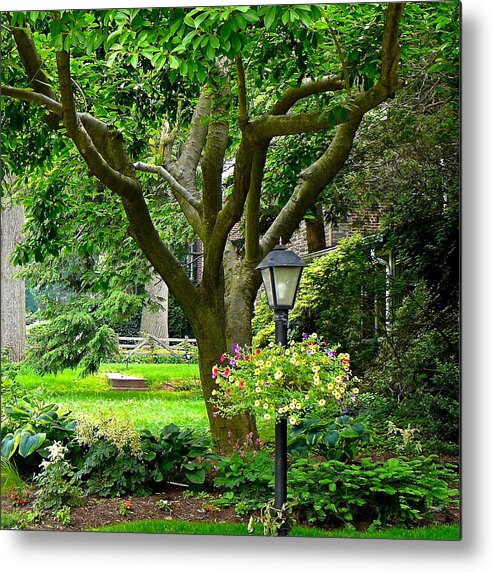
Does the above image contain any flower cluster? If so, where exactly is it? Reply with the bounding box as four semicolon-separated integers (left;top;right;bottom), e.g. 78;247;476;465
6;486;26;507
118;499;133;516
210;334;360;426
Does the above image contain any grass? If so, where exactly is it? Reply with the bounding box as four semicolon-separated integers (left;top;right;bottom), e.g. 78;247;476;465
91;519;460;540
1;458;28;493
15;363;274;440
16;363;208;434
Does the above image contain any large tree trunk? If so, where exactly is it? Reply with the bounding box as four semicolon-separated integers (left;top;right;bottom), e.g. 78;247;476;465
1;202;26;362
192;279;258;452
140;273;169;339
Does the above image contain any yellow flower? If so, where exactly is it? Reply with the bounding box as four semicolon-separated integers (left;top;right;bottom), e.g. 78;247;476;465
285;349;291;356
264;413;271;420
290;402;296;410
266;361;272;368
327;383;334;391
318;399;326;407
296;402;302;410
353;387;360;394
335;376;342;383
310;333;318;339
333;391;341;400
268;342;275;348
274;369;283;380
254;400;261;407
255;387;262;393
312;366;320;373
290;357;298;365
289;416;298;426
263;403;269;410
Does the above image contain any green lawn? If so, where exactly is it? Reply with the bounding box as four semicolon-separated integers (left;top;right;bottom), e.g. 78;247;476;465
92;519;460;540
15;363;274;439
16;363;208;434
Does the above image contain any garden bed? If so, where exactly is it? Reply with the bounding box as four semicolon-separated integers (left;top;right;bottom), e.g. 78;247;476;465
2;476;459;534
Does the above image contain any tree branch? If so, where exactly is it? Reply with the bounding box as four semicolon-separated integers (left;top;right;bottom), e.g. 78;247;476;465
55;49;140;195
260;117;362;255
271;76;345;116
132;161;203;236
0;85;61;114
176;89;212;188
235;55;249;127
12;27;60;128
245;141;269;263
381;3;405;91
260;3;404;255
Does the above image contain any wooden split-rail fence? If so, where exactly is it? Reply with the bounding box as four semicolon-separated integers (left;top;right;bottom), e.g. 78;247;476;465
116;334;198;362
108;335;198;390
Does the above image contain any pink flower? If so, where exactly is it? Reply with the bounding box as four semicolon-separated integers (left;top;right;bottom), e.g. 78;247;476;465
224;367;230;378
220;354;226;362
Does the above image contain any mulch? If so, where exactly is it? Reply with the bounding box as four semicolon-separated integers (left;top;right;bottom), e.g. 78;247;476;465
3;486;243;532
2;455;460;534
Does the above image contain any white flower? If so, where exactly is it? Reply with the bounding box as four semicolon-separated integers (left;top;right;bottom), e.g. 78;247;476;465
47;441;67;462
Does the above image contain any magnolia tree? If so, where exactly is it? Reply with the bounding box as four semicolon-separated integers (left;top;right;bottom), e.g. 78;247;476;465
0;3;413;448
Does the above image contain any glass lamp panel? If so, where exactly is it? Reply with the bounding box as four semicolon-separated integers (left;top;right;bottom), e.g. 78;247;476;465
272;266;302;308
261;268;275;308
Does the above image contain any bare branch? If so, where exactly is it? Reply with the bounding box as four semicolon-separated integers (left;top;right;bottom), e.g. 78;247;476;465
381;3;405;91
176;89;212;187
271;76;345;116
0;85;61;114
235;55;249;127
132;161;203;235
327;24;351;89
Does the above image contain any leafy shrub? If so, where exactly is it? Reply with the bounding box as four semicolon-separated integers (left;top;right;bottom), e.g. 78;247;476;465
1;390;77;474
288;415;374;461
140;423;214;488
33;442;85;515
213;447;274;511
362;283;459;452
288;456;458;527
75;439;148;497
74;414;148;497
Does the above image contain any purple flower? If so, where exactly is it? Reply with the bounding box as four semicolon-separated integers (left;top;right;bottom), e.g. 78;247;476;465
302;333;309;339
328;349;337;357
306;349;312;355
342;408;348;414
264;382;270;387
229;359;237;366
232;343;240;354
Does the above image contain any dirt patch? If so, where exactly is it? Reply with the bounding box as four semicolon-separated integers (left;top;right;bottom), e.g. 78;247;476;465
3;486;244;532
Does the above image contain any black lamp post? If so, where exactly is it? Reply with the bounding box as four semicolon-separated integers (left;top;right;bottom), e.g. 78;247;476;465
256;242;306;536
